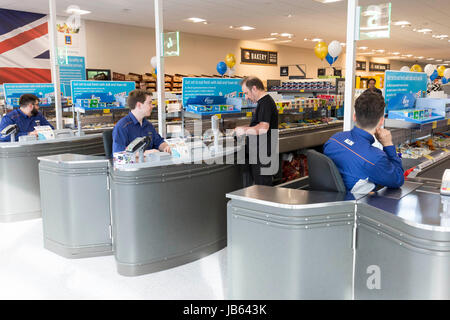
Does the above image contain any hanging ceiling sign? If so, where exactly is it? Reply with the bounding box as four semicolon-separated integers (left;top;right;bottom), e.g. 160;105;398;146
241;48;277;65
162;31;180;57
356;61;367;71
357;3;391;40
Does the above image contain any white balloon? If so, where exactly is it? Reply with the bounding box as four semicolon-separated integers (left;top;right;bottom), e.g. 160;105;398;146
151;56;158;69
328;40;342;58
400;66;410;72
424;64;436;77
444;68;450;79
227;66;236;77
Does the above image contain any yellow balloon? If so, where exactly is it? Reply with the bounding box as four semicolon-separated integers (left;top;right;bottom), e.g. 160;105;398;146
314;41;328;60
225;53;236;68
437;65;446;77
410;64;422;72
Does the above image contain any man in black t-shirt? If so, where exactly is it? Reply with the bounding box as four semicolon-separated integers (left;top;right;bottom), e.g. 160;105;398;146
364;78;383;95
234;76;279;186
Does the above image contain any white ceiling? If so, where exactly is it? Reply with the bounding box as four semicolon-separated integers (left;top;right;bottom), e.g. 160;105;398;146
2;0;450;64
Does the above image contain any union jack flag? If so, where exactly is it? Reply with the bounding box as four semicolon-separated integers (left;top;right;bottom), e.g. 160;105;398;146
0;8;51;84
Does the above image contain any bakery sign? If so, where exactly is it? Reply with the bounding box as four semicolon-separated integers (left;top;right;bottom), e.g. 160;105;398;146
241;48;278;65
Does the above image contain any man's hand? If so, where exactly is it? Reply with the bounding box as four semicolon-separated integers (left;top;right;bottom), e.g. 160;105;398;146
375;127;393;147
234;126;246;136
28;130;38;137
162;145;171;154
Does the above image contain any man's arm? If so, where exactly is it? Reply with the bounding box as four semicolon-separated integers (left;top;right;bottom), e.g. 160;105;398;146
112;126;127;153
38;114;54;129
235;122;270;136
368;151;404;188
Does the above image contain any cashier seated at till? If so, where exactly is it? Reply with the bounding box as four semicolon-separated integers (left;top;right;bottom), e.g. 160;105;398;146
324;91;404;194
0;93;54;142
112;89;171;155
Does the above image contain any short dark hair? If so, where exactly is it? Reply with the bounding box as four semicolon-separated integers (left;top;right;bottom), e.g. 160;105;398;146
127;89;151;110
19;94;39;107
241;76;265;91
354;91;385;129
368;78;376;84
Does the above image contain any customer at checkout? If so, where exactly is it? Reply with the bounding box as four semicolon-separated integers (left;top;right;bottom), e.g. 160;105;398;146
324;91;404;194
112;89;171;154
0;93;54;142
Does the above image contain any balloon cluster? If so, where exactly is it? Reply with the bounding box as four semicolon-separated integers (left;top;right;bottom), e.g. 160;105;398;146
151;56;158;78
401;63;450;84
216;53;236;77
314;40;342;66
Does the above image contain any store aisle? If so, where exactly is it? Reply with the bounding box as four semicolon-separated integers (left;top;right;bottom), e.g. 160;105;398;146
0;219;227;300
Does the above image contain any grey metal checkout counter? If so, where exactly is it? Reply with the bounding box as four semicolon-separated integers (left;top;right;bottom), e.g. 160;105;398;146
38;137;243;275
0;132;104;222
226;168;450;300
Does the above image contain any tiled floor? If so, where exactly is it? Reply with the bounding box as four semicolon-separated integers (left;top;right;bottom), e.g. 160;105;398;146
0;218;227;300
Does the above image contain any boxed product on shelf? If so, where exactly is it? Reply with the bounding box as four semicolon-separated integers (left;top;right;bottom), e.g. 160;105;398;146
388;108;444;123
275;101;292;110
125;73;141;81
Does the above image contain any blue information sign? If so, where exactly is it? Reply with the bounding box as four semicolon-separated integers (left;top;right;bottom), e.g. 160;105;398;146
182;77;242;106
3;83;55;108
59;56;86;96
384;70;428;112
71;80;135;110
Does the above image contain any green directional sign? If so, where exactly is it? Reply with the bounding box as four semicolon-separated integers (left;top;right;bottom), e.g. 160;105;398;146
162;31;180;57
358;3;391;40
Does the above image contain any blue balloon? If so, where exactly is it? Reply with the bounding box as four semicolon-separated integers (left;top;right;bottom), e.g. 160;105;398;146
430;69;438;81
216;61;227;75
443;77;448;84
154;67;157;74
325;53;337;66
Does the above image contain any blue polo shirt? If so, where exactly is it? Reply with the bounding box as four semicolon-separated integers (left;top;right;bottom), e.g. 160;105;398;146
0;109;53;142
112;112;164;153
324;126;404;192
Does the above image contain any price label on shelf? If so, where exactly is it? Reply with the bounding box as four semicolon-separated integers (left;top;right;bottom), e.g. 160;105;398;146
336;106;340;110
432;121;437;129
246;112;252;117
327;106;331;111
215;114;222;119
423;154;434;160
443;148;449;153
279;108;284;114
314;106;318;111
300;89;305;92
103;109;110;114
299;108;304;113
447;118;450;125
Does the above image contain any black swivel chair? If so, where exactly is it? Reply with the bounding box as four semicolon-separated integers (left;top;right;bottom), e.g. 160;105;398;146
306;149;346;193
102;129;114;159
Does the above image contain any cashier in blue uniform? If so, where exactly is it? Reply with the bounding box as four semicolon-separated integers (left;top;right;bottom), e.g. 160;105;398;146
112;89;171;154
324;91;404;194
0;93;54;142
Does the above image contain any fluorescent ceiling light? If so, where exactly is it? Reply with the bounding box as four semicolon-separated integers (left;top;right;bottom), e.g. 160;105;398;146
415;56;424;59
261;38;277;41
436;59;443;62
393;21;411;26
278;40;292;43
312;38;323;42
358;46;368;50
392;52;400;55
417;28;432;33
280;33;294;38
427;58;435;60
238;26;255;31
404;54;413;57
375;49;385;53
66;5;91;15
271;33;279;36
314;0;344;3
186;17;206;23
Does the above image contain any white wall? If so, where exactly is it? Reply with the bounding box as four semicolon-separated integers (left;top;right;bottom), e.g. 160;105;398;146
84;20;345;82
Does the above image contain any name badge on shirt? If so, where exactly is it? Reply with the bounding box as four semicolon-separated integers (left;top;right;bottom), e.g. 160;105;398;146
344;139;354;146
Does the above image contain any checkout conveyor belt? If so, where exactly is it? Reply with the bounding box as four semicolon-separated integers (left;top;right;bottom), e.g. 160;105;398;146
416;157;450;180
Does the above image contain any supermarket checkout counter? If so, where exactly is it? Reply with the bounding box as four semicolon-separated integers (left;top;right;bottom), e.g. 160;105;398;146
227;178;450;299
0;131;104;222
39;137;243;275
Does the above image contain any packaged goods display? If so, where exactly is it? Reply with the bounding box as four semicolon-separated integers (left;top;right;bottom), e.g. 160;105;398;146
398;134;449;159
271;80;336;92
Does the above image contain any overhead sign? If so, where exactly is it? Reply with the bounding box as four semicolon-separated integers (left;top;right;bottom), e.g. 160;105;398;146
241;48;277;65
358;3;391;40
356;61;367;71
3;83;55;109
182;77;242;106
162;31;180;57
71;80;135;111
369;62;390;72
280;66;289;77
384;70;427;112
